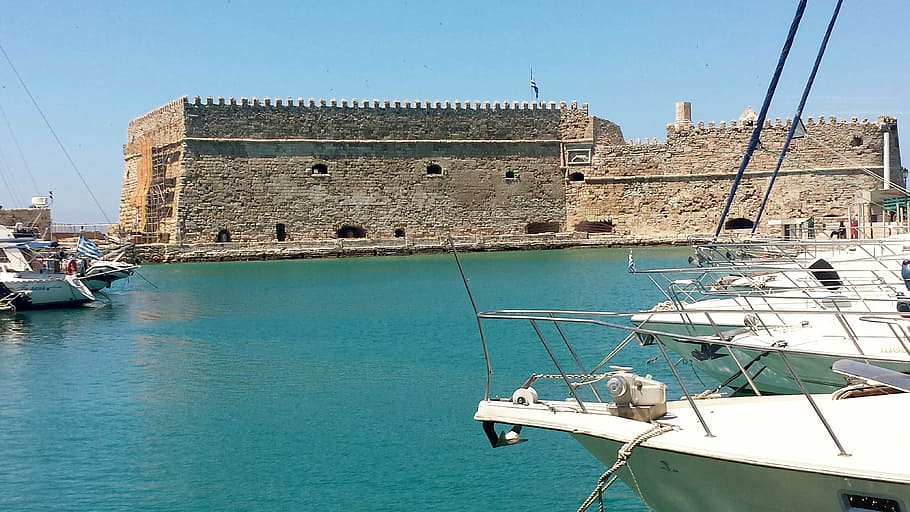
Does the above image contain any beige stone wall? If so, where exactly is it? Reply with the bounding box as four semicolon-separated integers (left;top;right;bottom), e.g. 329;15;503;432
568;115;900;236
179;140;564;242
118;95;901;245
118;97;186;240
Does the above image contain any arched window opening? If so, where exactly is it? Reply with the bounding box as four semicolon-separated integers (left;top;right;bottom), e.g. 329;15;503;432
574;220;614;233
394;228;406;238
216;229;231;243
312;163;329;175
276;223;287;242
724;218;754;230
426;163;443;175
568;172;585;182
526;222;560;234
336;225;367;239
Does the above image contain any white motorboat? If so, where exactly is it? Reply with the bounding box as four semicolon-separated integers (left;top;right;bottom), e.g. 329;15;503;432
80;259;138;290
470;308;910;511
631;259;910;393
0;227;138;310
0;239;96;309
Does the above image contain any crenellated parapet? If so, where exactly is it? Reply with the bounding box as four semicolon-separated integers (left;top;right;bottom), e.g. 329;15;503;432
173;95;595;142
668;114;891;134
189;95;587;112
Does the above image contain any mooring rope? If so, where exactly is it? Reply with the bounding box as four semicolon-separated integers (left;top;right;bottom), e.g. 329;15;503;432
577;423;676;512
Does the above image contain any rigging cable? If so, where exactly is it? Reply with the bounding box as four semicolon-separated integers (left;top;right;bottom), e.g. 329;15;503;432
752;0;844;235
0;101;40;194
0;42;112;223
714;0;807;238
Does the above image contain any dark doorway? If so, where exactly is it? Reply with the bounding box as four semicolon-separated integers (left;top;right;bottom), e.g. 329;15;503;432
725;217;754;230
336;225;367;238
426;163;442;175
276;223;287;242
574;220;614;233
216;229;231;243
526;222;560;234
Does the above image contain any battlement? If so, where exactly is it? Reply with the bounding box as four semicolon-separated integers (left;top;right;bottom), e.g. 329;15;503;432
188;95;588;112
670;114;895;133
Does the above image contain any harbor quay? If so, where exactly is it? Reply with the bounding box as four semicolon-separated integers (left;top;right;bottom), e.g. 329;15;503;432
130;232;688;264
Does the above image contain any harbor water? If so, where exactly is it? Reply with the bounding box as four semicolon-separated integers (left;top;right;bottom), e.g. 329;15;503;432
0;246;696;511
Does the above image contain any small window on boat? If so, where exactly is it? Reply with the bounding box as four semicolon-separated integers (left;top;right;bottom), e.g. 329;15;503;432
841;492;902;512
809;259;842;290
568;171;585;182
216;229;231;243
336;225;366;238
312;163;329;176
426;163;443;175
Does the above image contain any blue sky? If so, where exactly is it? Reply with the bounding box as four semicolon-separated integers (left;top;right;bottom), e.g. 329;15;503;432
0;0;907;224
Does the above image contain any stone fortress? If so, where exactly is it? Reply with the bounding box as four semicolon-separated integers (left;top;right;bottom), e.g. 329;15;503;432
117;95;902;252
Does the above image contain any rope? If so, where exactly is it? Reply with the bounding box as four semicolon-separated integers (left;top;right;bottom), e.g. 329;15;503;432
577;423;675;512
0;42;112;223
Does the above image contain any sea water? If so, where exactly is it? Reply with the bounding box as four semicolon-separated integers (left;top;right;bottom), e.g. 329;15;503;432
0;246;697;511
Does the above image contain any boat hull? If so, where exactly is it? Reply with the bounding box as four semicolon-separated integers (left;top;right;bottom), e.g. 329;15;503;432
574;433;910;512
81;261;137;291
0;276;92;309
475;393;910;512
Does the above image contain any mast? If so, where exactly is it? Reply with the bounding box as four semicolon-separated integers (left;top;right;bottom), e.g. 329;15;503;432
751;0;843;235
714;0;807;238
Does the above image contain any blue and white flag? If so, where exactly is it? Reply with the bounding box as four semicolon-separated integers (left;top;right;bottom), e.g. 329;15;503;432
530;69;539;99
627;249;636;273
76;234;102;260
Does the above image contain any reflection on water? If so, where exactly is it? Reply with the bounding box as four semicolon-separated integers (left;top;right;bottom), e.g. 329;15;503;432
0;247;692;511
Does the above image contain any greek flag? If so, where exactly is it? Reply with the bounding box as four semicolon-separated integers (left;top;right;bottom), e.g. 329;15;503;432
76;234;102;260
530;69;539;99
628;249;636;273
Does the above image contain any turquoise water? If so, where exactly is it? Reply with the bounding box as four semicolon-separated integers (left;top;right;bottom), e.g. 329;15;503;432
0;247;695;511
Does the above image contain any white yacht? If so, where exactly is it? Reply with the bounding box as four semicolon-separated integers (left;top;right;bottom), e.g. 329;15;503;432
470;308;910;511
0;226;138;310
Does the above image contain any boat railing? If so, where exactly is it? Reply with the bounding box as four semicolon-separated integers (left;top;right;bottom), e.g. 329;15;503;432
691;236;910;268
634;259;903;301
642;298;910;360
473;307;885;456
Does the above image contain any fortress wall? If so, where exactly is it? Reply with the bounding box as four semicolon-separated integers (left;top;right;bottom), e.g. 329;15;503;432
183;96;575;141
118;97;187;238
566;171;881;237
589;116;894;178
569;115;900;236
119;96;901;246
178;140;564;243
594;117;625;146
